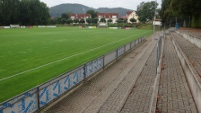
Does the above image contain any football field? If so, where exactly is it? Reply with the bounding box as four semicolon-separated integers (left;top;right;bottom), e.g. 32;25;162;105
0;27;152;102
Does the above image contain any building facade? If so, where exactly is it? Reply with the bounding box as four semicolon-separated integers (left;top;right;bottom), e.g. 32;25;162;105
97;13;119;23
70;14;91;24
126;11;139;23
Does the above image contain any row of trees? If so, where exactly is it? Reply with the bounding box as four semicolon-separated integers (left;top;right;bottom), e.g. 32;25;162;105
0;0;50;26
49;16;136;25
160;0;201;28
49;9;136;25
49;17;98;25
0;0;137;26
49;9;99;25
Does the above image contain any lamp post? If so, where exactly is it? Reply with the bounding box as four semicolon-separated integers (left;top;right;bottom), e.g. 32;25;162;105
153;0;157;33
91;16;92;26
123;20;125;28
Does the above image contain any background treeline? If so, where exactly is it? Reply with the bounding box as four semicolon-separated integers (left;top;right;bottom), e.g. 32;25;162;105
0;0;50;26
160;0;201;28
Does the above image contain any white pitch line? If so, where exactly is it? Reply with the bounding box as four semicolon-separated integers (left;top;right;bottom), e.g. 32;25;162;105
0;33;144;82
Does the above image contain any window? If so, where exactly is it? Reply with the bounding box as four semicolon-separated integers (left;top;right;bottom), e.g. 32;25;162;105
112;16;116;18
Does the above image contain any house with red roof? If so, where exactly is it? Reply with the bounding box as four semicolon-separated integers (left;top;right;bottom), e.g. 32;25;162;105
97;13;119;23
70;14;91;23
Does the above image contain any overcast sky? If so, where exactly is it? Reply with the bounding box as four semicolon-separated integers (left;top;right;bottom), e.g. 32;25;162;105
40;0;161;10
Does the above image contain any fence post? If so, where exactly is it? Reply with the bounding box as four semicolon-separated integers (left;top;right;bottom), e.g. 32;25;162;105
37;87;40;110
116;48;118;59
124;45;126;53
136;40;137;45
103;55;105;69
134;40;136;47
156;40;159;76
83;64;87;79
130;42;132;50
139;38;140;43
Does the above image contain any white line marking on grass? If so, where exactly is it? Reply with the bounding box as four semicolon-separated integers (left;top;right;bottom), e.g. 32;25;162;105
0;33;146;82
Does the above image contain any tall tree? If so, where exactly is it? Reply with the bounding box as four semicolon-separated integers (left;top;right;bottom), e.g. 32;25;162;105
66;19;73;24
0;0;4;25
57;17;62;24
160;0;172;24
86;10;98;18
49;18;57;25
86;18;92;24
61;13;70;19
19;0;31;25
0;0;20;25
0;0;50;25
136;1;158;23
92;18;98;24
79;19;85;24
160;0;201;27
38;2;50;25
73;19;79;23
61;18;67;24
100;18;106;22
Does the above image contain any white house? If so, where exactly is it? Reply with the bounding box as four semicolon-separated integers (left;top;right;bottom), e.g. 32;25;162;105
97;13;119;23
153;19;162;26
126;11;139;23
70;14;91;24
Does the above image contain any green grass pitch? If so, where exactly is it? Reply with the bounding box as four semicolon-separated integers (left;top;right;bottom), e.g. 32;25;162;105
0;27;152;102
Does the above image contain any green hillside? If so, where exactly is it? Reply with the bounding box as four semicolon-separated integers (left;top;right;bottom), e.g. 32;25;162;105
49;3;133;18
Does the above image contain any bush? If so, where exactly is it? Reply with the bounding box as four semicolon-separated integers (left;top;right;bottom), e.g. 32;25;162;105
108;23;134;27
136;23;154;30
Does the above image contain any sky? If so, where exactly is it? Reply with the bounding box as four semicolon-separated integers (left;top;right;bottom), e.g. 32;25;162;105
40;0;162;10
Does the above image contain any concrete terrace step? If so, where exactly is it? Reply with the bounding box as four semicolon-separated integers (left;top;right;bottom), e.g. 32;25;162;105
171;32;201;113
156;35;198;113
180;29;201;39
98;35;157;113
172;32;201;78
41;32;161;113
119;41;157;113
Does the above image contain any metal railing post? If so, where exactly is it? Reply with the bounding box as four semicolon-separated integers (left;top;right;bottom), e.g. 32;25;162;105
83;64;87;79
37;87;40;110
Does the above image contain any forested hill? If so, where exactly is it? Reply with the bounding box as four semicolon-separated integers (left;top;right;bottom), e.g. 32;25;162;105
50;4;93;17
50;3;133;18
96;7;132;18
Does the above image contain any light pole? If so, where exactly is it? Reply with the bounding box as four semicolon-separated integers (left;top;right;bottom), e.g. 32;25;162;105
123;20;125;27
153;0;157;33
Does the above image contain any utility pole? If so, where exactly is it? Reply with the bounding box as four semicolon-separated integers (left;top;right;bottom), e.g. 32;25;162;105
123;20;124;27
153;0;157;33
